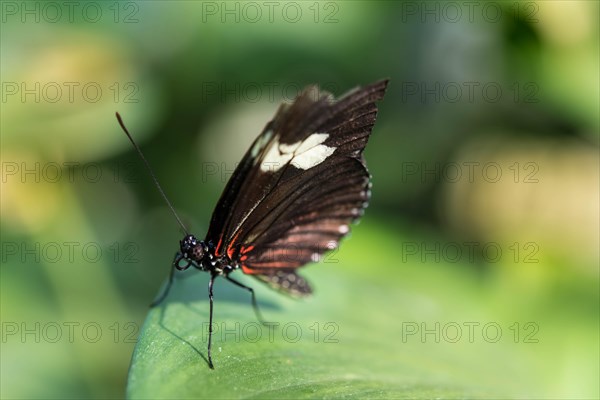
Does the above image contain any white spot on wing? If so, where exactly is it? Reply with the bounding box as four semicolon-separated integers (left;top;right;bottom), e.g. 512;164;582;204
251;129;273;158
260;132;336;172
260;137;293;171
291;144;335;170
295;133;329;153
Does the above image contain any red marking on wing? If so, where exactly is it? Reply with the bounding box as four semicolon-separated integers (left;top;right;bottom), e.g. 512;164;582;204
215;237;224;256
241;245;254;254
241;264;255;274
226;231;242;259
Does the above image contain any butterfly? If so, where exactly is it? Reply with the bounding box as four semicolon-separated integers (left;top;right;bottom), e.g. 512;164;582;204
117;78;389;368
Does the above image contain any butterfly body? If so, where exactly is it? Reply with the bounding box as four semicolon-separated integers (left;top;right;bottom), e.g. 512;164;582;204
173;235;232;275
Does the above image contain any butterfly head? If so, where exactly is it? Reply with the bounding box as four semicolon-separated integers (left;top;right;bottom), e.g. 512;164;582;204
174;234;206;270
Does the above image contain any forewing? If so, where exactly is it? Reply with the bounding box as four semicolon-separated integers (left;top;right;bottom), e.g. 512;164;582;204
205;79;389;274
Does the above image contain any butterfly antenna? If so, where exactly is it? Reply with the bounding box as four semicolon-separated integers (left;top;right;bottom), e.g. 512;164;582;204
115;112;189;235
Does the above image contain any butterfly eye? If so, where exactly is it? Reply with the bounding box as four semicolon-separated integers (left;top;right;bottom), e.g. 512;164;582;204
180;234;199;254
191;245;204;261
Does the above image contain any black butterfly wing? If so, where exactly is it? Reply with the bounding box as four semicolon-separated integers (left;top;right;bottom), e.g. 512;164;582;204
254;271;312;298
205;79;389;294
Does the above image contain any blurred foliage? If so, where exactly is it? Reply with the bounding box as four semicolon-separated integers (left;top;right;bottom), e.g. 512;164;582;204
1;1;598;399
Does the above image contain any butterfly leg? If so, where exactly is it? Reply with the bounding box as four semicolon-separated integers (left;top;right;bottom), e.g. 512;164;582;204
207;274;216;369
150;264;176;307
225;275;268;326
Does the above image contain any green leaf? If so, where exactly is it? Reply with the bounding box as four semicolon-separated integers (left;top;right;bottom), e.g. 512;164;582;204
126;222;596;398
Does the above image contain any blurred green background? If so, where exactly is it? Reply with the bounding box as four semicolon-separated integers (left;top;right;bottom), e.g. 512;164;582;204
1;1;598;398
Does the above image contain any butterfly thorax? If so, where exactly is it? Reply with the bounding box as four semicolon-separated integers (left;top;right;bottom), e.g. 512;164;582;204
174;234;235;275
